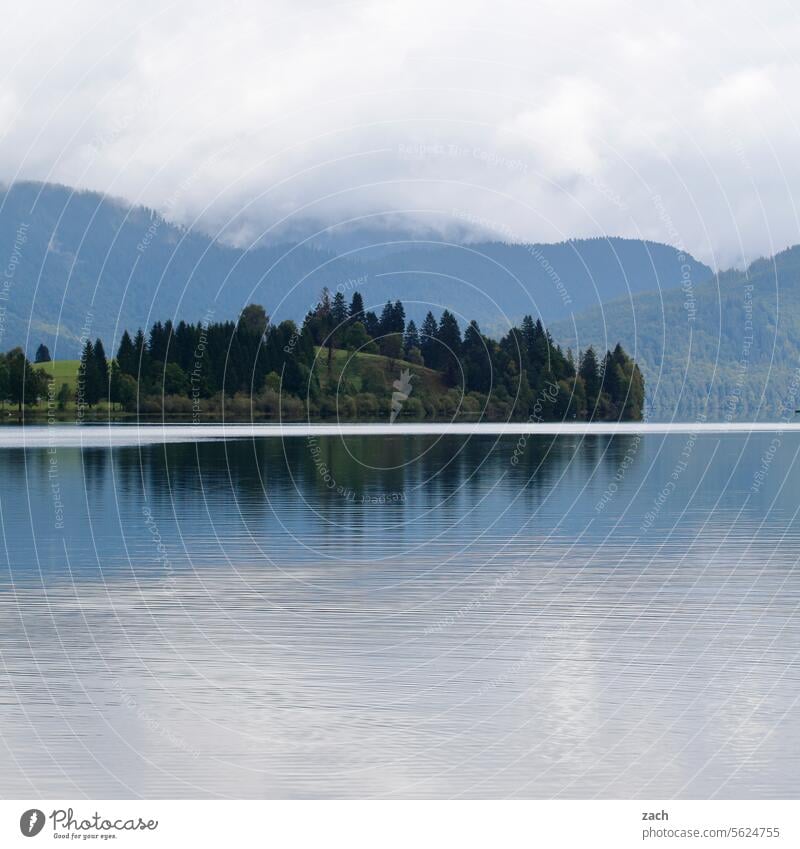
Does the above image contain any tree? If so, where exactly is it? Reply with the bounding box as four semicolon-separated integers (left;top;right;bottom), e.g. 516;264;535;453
116;330;137;376
379;301;395;335
78;340;101;408
162;362;189;395
609;343;644;420
35;343;51;363
462;320;490;392
420;312;439;368
436;310;462;385
405;347;423;365
5;348;43;411
625;362;645;421
349;291;365;321
133;329;148;378
115;374;139;410
148;321;168;363
380;332;403;361
331;292;348;329
579;347;601;417
529;318;549;375
521;315;536;361
94;338;109;400
378;301;404;357
0;356;9;406
602;349;624;419
344;321;369;351
404;320;420;354
57;383;71;411
363;311;380;339
109;361;122;410
391;300;405;334
239;304;269;337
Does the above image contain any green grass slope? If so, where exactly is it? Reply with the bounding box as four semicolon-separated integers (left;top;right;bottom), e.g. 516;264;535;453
33;359;79;391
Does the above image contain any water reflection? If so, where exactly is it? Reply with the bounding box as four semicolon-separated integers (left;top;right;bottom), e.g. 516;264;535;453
1;433;800;798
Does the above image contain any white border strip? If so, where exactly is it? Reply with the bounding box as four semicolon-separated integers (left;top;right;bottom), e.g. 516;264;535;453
2;421;800;448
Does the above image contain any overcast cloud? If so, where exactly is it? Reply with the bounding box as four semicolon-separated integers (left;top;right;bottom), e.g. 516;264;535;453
1;0;798;267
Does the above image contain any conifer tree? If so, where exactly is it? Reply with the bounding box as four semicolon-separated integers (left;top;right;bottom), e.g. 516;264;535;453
348;291;365;321
420;311;439;367
579;347;601;417
331;292;348;329
116;330;137;376
462;320;490;392
403;320;420;354
131;327;150;384
392;300;406;334
363;311;380;339
94;338;109;399
78;340;100;407
379;301;394;335
437;311;462;386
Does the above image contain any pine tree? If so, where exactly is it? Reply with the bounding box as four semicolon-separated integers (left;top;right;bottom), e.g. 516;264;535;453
579;347;601;417
392;300;406;334
363;311;380;339
627;362;645;421
462;320;490;392
133;329;146;364
403;320;420;354
35;343;51;363
420;311;439;367
520;316;536;362
529;319;548;374
331;292;348;329
132;328;150;383
602;349;623;418
437;311;462;386
94;338;109;400
349;291;365;321
437;311;462;355
148;322;165;363
78;340;100;408
163;319;176;362
116;330;136;376
379;301;394;336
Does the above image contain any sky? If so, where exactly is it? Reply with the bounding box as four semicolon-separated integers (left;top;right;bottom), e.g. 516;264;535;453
0;0;799;268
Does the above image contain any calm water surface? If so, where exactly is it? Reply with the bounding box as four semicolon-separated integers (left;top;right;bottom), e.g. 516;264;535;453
1;429;799;798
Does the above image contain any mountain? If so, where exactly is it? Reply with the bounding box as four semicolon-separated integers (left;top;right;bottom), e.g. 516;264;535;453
550;246;800;421
333;237;712;337
0;181;712;358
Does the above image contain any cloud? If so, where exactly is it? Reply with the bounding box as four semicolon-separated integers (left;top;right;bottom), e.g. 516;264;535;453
1;0;799;267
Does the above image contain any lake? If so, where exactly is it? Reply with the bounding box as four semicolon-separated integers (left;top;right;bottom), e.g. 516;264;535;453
1;426;799;798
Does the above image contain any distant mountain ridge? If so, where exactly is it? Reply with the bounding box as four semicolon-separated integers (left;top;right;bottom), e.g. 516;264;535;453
550;245;800;421
0;181;712;360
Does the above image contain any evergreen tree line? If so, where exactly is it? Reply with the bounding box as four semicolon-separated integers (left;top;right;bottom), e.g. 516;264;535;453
103;289;643;420
4;289;644;420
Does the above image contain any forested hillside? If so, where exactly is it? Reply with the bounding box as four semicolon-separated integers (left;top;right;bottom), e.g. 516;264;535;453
551;246;800;421
0;181;709;357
